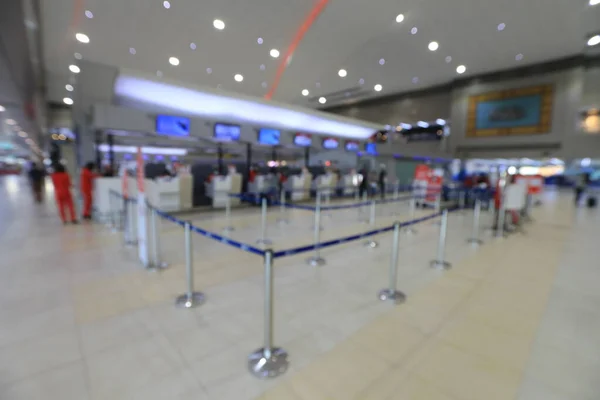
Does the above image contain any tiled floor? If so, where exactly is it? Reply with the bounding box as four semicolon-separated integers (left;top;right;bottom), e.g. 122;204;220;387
1;175;598;399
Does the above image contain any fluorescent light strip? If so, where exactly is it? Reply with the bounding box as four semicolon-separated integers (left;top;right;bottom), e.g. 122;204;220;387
97;144;187;155
114;75;379;139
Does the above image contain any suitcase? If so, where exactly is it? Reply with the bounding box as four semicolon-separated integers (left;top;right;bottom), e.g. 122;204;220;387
587;197;597;208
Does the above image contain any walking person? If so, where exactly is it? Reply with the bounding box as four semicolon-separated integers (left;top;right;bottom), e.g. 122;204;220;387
28;163;45;203
81;162;98;220
51;164;78;224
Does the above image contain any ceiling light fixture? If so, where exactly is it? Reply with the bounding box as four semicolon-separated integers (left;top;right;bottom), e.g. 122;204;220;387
0;105;5;112
428;41;439;51
74;52;82;60
65;84;74;91
374;84;383;92
445;56;452;63
436;119;446;125
270;49;280;58
338;69;347;77
169;57;180;66
417;121;429;128
69;64;81;73
163;1;170;9
190;43;197;50
359;78;365;85
302;89;309;96
379;58;385;65
411;27;418;35
85;10;93;18
412;77;419;84
213;19;225;30
456;65;466;74
63;97;74;105
234;74;244;82
588;34;600;47
206;67;212;74
395;14;404;23
75;33;90;43
318;97;326;104
590;0;599;5
497;23;506;31
257;37;263;44
129;47;136;55
515;53;524;61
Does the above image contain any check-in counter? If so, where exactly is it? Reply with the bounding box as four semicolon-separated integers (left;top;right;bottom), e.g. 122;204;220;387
205;173;243;208
289;173;312;201
341;173;358;195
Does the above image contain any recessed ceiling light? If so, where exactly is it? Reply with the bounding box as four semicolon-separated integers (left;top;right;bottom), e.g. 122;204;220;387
428;41;439;51
18;131;27;137
190;42;197;50
261;82;267;88
163;1;170;9
213;19;225;30
515;53;524;61
85;10;93;19
129;47;136;55
69;64;81;73
63;97;74;105
206;67;212;74
65;84;74;91
234;74;244;82
456;65;467;74
411;27;418;35
359;78;365;85
260;64;266;71
395;14;404;23
374;84;383;92
497;23;506;31
412;77;419;84
156;70;163;77
169;57;180;66
75;33;90;43
318;97;326;104
302;89;309;96
590;0;599;5
445;56;452;63
74;52;82;60
379;58;385;65
270;49;280;58
6;119;16;125
257;37;263;44
0;105;5;112
588;35;600;47
338;69;347;77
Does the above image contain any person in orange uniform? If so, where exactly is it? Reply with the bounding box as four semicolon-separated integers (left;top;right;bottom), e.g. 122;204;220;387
80;162;97;220
51;164;77;225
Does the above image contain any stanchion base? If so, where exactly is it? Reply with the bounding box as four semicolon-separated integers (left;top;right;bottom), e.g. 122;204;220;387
364;240;379;249
306;256;326;267
467;238;483;246
248;347;289;379
175;292;205;309
256;238;273;246
378;289;406;304
430;260;452;270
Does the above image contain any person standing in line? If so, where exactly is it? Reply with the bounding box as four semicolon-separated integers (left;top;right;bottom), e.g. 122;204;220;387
81;162;98;220
28;163;46;203
51;164;77;225
378;164;387;199
358;167;368;198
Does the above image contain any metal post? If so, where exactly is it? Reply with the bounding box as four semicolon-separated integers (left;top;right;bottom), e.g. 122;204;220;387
467;199;484;246
108;192;117;232
306;192;326;266
150;208;169;269
248;250;289;378
175;221;205;308
403;197;417;234
277;189;288;224
496;198;507;238
223;194;234;233
125;199;137;246
256;197;272;245
378;222;406;303
364;200;378;248
430;209;451;269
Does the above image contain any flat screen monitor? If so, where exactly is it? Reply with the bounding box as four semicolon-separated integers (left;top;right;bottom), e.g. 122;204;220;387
365;143;377;154
213;123;241;142
294;133;312;147
322;137;339;149
345;141;359;152
257;128;281;146
156;115;190;137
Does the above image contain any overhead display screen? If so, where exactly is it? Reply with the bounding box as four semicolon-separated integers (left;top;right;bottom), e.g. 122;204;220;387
345;141;359;151
213;123;241;142
294;133;312;147
365;143;377;154
257;128;281;145
322;137;339;150
156;115;190;137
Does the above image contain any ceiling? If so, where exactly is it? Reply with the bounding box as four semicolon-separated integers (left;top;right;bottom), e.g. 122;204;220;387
39;0;598;111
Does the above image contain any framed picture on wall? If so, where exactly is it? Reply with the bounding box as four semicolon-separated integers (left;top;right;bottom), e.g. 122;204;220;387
466;84;554;138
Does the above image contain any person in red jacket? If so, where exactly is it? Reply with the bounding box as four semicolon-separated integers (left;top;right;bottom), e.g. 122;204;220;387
80;162;97;220
51;164;77;224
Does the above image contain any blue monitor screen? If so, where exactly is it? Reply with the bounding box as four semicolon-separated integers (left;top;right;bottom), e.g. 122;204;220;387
345;141;359;151
257;128;281;146
156;115;190;136
294;133;312;147
365;143;377;154
214;123;241;142
322;138;339;149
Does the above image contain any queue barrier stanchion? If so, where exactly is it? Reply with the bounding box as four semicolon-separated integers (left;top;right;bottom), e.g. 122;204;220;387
378;222;407;303
430;209;451;270
364;200;378;248
149;208;169;270
175;221;205;309
276;190;289;224
223;194;234;233
256;197;272;245
248;249;289;378
496;195;507;238
306;192;326;266
467;199;484;246
403;197;417;235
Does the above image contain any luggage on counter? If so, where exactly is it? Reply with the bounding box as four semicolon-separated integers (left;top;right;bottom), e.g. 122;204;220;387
587;196;597;208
